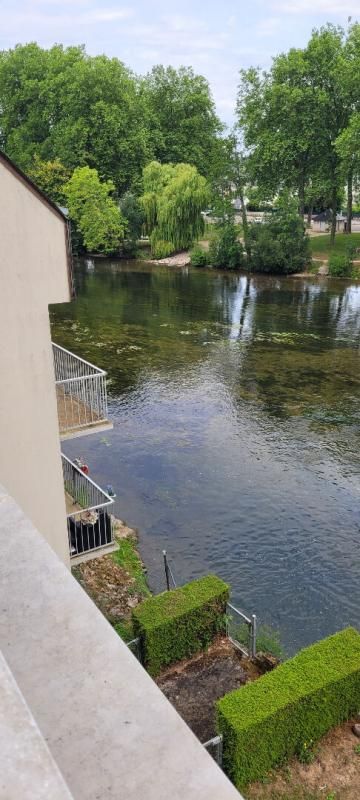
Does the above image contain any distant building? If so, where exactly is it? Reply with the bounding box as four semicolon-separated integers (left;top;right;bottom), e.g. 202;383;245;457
311;211;346;233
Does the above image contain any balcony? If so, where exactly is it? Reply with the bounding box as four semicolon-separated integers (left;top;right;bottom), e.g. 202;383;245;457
62;454;116;562
53;343;112;439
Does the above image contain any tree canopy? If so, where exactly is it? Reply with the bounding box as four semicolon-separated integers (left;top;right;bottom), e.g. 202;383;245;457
141;65;223;179
140;161;209;256
237;23;360;242
63;166;126;254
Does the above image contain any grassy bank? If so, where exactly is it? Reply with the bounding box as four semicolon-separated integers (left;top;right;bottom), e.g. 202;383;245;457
310;232;360;258
73;520;150;643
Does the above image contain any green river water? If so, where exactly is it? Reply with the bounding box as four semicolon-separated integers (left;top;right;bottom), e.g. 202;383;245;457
51;260;360;654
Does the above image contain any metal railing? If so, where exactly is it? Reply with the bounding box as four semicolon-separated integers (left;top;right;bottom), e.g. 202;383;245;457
53;343;109;434
226;603;257;659
62;454;115;558
203;734;223;766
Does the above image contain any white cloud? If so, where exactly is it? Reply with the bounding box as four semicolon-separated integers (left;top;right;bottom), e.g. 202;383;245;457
257;17;282;37
87;8;133;22
273;0;359;13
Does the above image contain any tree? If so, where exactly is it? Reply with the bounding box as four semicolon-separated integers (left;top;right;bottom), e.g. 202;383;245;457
237;53;319;217
119;191;144;255
248;195;310;274
63;167;126;254
141;66;223;179
0;44;152;193
237;25;351;244
208;224;244;269
27;155;70;205
140;161;209;256
335;23;360;233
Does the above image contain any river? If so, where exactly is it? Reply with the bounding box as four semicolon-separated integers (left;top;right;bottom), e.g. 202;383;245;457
51;260;360;654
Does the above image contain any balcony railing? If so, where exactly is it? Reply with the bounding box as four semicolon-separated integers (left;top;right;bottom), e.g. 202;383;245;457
62;454;115;559
53;343;111;437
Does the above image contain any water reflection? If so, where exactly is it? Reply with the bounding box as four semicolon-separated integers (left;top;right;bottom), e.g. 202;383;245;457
51;261;360;653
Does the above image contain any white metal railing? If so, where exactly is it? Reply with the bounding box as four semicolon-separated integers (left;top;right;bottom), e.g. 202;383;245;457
226;602;257;659
62;454;115;558
52;343;109;434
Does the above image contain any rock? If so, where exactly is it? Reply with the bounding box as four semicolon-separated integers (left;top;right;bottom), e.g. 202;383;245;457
318;264;329;276
352;724;360;738
254;653;279;673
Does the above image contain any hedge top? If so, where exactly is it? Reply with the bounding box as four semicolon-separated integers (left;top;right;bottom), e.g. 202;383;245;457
218;627;360;730
132;574;229;630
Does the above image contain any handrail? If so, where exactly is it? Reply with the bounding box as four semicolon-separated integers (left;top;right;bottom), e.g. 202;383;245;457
52;342;106;377
62;454;113;511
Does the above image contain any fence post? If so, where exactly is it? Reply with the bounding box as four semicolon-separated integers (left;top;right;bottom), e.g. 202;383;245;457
163;550;170;591
251;614;257;658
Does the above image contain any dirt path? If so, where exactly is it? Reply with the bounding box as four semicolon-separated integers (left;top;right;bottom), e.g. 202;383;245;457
247;720;360;800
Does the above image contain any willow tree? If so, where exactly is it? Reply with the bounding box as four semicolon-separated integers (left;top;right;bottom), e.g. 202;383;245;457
140;161;209;257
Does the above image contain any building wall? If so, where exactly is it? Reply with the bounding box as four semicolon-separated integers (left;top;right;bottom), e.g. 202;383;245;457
0;159;71;564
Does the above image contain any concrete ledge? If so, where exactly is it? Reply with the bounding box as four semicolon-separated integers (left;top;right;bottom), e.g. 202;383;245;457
70;540;118;565
0;651;73;799
0;485;242;800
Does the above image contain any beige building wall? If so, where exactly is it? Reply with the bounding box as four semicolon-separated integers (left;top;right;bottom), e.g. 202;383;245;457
0;157;71;565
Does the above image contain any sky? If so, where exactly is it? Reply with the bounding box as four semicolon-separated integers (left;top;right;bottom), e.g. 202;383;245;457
1;0;358;125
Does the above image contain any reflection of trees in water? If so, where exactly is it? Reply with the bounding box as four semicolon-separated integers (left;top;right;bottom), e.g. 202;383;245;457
51;262;360;418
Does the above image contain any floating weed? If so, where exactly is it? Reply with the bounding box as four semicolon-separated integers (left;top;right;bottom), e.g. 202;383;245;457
255;331;321;345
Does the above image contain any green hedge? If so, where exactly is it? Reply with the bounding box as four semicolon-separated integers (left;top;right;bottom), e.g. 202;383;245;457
132;575;229;676
217;627;360;789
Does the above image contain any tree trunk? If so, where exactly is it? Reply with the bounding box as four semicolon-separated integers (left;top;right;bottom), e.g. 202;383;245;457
330;185;337;245
298;177;305;218
238;180;251;261
346;169;353;235
307;204;313;229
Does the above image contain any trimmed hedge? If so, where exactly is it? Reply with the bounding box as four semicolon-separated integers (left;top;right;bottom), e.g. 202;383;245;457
217;627;360;789
132;574;229;676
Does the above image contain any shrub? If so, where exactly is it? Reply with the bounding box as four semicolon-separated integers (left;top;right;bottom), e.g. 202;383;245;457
217;627;360;789
249;198;310;274
328;252;353;277
208;224;244;269
190;246;208;267
132;575;229;676
150;235;175;259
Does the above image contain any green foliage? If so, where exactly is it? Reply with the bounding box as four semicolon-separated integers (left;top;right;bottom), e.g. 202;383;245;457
297;739;316;765
0;43;151;193
63;166;126;254
328;253;353;277
27;155;70;205
310;232;360;255
112;535;150;600
190;246;208;267
113;619;134;642
141;65;223;179
119;191;144;257
132;575;230;677
150;235;175;260
208;224;244;269
249;199;310;274
233;621;284;659
237;24;360;241
217;627;360;789
141;160;209;256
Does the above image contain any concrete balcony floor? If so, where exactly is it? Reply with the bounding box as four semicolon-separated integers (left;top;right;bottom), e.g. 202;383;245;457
56;385;112;439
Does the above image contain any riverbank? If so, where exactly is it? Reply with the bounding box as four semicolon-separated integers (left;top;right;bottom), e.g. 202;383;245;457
72;517;150;641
